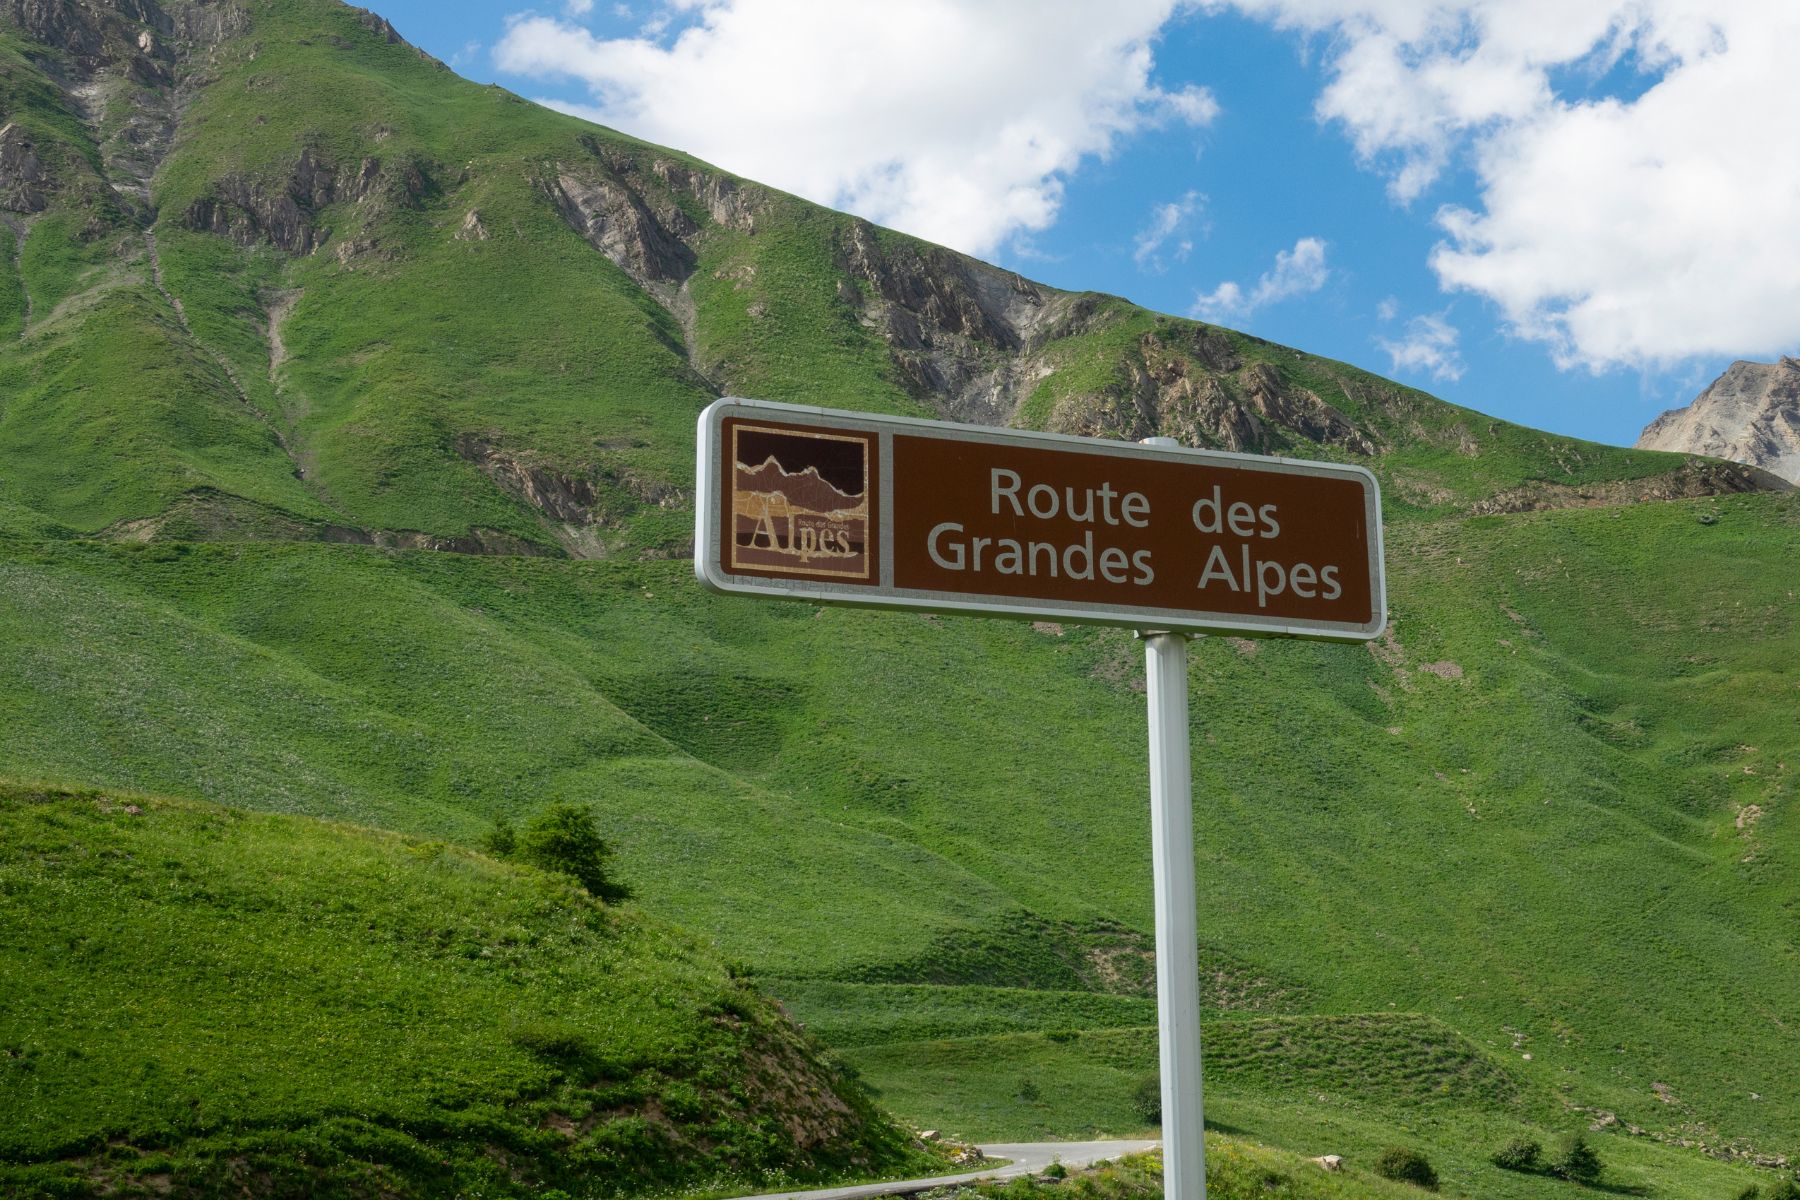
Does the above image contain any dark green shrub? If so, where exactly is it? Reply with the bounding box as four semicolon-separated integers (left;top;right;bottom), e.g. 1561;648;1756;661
1131;1075;1162;1124
1016;1078;1041;1103
517;802;630;902
1493;1138;1543;1172
1552;1135;1603;1185
1736;1185;1761;1200
1766;1180;1800;1200
1374;1147;1439;1190
480;816;516;857
1042;1161;1067;1180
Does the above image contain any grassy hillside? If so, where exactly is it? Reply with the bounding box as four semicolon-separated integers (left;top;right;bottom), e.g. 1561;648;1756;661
0;0;1776;552
2;492;1795;1171
1;2;1796;1197
0;782;926;1198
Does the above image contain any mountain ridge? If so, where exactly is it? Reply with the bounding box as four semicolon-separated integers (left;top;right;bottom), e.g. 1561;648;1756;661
1637;356;1800;484
735;456;866;512
0;0;1786;564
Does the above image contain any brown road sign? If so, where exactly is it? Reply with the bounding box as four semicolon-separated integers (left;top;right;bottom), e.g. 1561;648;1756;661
695;397;1385;641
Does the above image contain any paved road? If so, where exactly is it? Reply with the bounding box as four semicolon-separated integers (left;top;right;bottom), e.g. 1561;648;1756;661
721;1140;1162;1200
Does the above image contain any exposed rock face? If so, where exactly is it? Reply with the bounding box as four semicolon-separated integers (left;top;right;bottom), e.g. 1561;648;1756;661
1470;459;1788;515
454;209;487;241
540;141;1386;457
1637;357;1800;484
1046;329;1380;458
545;169;697;291
0;0;252;218
835;217;1112;425
1239;361;1377;455
183;148;435;255
343;5;445;68
453;434;687;559
0;122;48;213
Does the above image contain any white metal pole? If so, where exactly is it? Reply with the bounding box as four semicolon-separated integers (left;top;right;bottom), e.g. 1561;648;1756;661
1140;437;1205;1200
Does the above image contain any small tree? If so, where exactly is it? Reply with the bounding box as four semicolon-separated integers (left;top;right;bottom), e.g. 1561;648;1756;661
1492;1138;1542;1172
1551;1135;1603;1185
481;816;517;857
1374;1147;1439;1191
518;802;630;902
1131;1075;1162;1125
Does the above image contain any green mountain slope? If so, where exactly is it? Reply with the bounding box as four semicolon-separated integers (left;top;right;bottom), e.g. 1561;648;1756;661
0;0;1783;551
0;783;924;1197
1;2;1797;1196
3;491;1795;1170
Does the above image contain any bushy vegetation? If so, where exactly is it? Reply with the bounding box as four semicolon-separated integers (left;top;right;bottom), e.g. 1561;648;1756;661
1372;1148;1438;1190
1132;1075;1163;1125
511;801;632;902
1493;1137;1543;1172
1551;1135;1604;1185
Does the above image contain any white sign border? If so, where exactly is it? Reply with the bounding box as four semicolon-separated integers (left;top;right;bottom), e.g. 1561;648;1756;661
695;397;1387;642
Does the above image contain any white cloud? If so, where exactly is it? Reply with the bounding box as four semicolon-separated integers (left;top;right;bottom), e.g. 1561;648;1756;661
1375;294;1399;322
495;0;1217;256
1377;311;1464;381
1191;236;1329;321
1134;190;1204;271
1212;0;1800;370
565;0;595;15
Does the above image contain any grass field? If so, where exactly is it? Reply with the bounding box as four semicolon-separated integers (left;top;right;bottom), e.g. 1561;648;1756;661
2;492;1795;1178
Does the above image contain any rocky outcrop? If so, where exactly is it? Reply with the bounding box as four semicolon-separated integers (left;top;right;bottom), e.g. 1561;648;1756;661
837;218;1044;353
454;434;687;559
1239;361;1378;455
168;0;249;47
457;435;601;526
0;122;48;213
342;5;446;68
1637;357;1800;484
834;218;1130;424
454;209;487;241
543;137;771;300
1045;332;1380;458
537;134;1391;453
1470;460;1788;515
183;148;435;255
0;0;258;220
0;0;180;86
545;169;697;290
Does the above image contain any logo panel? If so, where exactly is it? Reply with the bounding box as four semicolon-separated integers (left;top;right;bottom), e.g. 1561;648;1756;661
723;419;879;583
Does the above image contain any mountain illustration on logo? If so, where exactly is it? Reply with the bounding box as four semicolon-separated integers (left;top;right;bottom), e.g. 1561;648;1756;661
734;456;867;516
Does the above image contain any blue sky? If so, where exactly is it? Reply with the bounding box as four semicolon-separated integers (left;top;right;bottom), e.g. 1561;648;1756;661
366;1;1799;450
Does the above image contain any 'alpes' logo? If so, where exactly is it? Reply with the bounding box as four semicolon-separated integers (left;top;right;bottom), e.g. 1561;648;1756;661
728;423;875;581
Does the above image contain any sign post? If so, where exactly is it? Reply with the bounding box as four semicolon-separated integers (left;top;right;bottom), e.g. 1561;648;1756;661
695;398;1386;1200
1138;437;1206;1200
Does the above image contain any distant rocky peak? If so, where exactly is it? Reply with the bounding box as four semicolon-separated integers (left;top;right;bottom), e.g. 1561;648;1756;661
1637;356;1800;484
